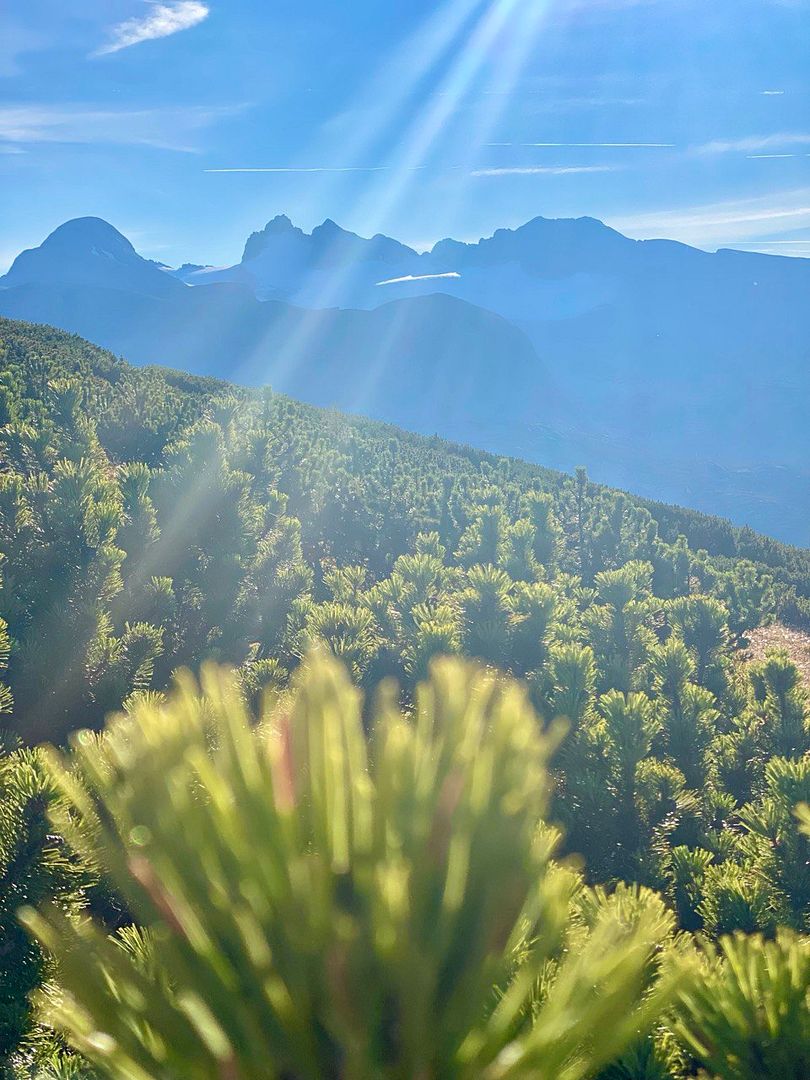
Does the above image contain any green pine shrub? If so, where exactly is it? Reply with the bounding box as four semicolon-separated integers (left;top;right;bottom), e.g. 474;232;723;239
21;656;676;1080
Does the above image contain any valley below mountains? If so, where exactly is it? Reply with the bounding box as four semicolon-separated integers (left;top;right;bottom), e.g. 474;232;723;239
1;213;808;543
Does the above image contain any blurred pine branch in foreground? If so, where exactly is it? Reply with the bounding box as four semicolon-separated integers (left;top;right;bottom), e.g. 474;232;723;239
21;655;675;1080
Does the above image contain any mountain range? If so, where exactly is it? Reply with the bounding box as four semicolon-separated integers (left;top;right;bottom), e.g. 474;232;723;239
1;214;808;544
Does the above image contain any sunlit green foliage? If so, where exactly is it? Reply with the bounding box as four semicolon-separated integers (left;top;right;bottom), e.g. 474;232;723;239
0;741;87;1064
2;318;810;1076
22;657;675;1080
674;931;810;1079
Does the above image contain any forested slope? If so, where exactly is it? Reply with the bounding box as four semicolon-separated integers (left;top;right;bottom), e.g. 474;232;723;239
2;314;810;738
2;315;810;1076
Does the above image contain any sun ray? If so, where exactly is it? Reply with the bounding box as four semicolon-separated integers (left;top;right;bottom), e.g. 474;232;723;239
219;0;556;409
242;0;553;399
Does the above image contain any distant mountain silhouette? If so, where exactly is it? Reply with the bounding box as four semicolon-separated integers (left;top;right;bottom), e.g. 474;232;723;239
0;266;541;451
2;217;185;300
1;214;808;543
170;215;423;299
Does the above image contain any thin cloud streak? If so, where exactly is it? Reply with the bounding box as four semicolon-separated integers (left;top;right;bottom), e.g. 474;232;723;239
609;189;810;248
523;141;674;147
695;132;810;154
93;1;209;57
721;241;810;258
472;164;621;176
486;141;673;148
204;166;405;173
0;103;240;152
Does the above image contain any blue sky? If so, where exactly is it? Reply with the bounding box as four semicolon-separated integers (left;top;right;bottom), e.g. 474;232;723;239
2;0;809;269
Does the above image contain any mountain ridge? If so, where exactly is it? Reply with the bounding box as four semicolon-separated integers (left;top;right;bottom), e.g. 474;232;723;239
2;217;185;299
1;213;808;544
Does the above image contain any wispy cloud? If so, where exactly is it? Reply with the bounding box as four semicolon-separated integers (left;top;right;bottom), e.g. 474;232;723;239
694;132;810;155
729;240;810;247
520;141;674;148
472;164;621;176
761;89;786;95
0;103;240;152
609;188;810;248
485;141;673;152
205;166;396;173
93;2;209;57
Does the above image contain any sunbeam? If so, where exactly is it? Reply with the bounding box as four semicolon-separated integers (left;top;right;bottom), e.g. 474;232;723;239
237;0;553;402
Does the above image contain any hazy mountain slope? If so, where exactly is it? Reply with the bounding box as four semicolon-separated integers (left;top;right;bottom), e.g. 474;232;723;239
194;217;810;545
0;280;542;451
2;314;808;583
226;219;810;464
2;215;808;543
179;216;810;467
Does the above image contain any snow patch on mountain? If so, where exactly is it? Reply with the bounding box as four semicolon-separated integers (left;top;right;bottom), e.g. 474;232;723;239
376;272;461;286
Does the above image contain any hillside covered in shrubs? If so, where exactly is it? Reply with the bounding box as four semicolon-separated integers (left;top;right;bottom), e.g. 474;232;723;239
1;316;810;1077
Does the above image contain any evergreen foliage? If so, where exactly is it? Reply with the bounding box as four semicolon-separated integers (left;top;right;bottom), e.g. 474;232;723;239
1;317;810;1076
22;657;677;1080
0;740;87;1066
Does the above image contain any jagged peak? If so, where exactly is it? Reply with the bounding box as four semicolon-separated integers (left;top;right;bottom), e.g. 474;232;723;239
263;213;297;234
311;218;357;241
241;215;306;262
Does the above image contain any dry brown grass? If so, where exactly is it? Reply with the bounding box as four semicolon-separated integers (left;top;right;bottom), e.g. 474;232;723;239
741;623;810;686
